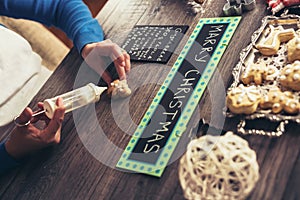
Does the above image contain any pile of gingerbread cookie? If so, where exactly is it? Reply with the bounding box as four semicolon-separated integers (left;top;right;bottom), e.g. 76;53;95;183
226;23;300;116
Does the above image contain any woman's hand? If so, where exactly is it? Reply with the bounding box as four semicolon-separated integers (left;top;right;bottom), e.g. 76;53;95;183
5;98;65;159
81;39;131;84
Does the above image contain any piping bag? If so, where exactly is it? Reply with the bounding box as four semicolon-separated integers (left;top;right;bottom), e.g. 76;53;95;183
15;83;107;125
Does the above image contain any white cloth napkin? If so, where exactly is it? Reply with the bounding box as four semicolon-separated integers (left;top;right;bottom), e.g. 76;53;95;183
0;26;45;126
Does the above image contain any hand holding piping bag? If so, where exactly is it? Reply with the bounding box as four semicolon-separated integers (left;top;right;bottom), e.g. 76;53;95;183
5;98;65;159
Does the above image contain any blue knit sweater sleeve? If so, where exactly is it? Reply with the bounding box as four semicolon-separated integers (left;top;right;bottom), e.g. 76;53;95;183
0;142;19;174
0;0;104;173
0;0;104;53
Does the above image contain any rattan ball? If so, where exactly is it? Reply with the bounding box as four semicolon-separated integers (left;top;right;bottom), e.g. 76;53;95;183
179;132;259;200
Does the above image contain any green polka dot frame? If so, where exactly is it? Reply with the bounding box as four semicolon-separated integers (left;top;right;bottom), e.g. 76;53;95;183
117;17;241;177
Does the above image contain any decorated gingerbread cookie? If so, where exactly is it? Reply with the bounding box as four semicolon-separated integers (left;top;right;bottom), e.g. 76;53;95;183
287;36;300;63
241;62;279;85
259;86;299;114
279;61;300;91
226;85;261;114
283;91;300;114
107;79;132;99
256;25;295;56
241;62;266;85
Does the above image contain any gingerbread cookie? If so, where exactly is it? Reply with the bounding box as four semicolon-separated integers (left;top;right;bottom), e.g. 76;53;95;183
241;62;266;85
256;25;295;56
107;79;132;99
279;61;300;91
259;86;299;114
287;36;300;63
283;91;300;114
226;85;261;114
241;62;279;85
264;65;280;82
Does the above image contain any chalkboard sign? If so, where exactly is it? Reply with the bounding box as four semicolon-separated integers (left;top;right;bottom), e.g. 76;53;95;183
117;17;242;177
121;25;189;63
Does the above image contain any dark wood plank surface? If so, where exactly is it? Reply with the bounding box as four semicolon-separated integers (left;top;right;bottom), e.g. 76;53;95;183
1;0;300;199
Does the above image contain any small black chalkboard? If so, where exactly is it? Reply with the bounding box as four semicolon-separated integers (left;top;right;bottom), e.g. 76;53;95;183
121;25;189;63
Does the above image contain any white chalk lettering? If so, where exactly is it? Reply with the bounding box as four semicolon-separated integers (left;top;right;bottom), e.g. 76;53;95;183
207;33;220;39
174;87;191;96
194;25;225;63
142;68;200;155
181;78;195;87
147;132;165;143
169;100;182;109
195;54;209;63
143;144;160;153
203;38;216;46
210;25;224;32
175;28;183;33
174;95;186;100
185;69;200;77
157;121;171;133
163;110;179;121
195;47;213;62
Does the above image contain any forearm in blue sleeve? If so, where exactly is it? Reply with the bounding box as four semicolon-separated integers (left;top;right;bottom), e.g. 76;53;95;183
0;142;19;174
0;0;104;53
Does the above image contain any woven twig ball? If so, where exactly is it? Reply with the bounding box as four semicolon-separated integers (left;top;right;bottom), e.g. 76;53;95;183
179;132;259;200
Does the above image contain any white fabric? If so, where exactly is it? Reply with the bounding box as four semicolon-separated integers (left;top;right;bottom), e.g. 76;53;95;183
0;26;51;126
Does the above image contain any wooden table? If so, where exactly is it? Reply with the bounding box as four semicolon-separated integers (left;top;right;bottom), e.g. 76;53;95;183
1;0;299;199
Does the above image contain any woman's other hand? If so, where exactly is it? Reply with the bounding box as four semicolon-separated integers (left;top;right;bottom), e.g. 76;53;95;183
81;39;131;84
